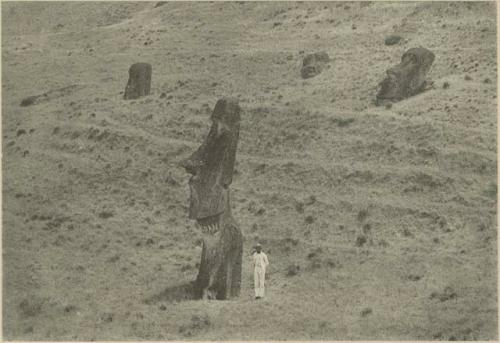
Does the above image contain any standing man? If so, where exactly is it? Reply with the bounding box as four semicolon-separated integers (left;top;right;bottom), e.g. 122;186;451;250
252;243;269;299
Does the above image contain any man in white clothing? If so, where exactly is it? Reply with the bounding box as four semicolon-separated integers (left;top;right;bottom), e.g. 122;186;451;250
252;243;269;299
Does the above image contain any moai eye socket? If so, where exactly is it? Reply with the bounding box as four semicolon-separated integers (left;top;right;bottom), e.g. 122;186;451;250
215;121;230;137
402;53;418;66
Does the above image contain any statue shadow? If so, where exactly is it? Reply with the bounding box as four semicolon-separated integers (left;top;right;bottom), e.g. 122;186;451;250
145;281;197;304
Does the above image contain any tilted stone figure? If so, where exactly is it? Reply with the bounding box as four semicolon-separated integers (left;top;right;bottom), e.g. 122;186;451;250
180;98;243;300
376;47;435;105
300;52;330;79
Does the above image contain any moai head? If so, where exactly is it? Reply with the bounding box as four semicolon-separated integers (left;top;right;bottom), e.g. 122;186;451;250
180;98;240;231
124;62;152;100
301;52;330;79
376;47;435;104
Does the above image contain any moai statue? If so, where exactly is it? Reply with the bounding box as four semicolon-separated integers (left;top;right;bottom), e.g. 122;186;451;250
124;63;152;100
180;98;243;300
301;52;330;79
376;47;435;105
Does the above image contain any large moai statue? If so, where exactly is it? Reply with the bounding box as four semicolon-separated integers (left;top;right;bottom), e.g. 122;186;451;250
180;98;243;300
301;52;330;79
376;47;435;105
124;63;152;100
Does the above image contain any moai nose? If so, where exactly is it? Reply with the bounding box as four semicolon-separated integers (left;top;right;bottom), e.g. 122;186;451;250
180;157;201;175
387;66;402;79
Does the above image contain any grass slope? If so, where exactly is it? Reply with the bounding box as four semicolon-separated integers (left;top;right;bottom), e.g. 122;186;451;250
2;1;497;340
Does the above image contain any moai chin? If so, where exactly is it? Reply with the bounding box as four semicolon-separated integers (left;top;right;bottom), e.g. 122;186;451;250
124;63;152;100
180;97;243;300
376;47;435;105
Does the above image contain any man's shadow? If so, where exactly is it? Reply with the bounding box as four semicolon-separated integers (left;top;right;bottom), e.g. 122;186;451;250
144;282;196;304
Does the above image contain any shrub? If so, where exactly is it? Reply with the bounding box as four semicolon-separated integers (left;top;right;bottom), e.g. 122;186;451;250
361;307;373;316
20;96;38;107
286;264;300;277
385;35;402;46
355;235;367;247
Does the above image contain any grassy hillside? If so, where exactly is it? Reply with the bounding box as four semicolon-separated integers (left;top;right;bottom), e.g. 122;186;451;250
2;1;497;340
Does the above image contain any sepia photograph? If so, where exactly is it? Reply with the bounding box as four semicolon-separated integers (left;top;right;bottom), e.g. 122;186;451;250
2;0;497;340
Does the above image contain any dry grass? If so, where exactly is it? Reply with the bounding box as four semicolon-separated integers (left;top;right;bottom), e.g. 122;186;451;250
2;1;497;340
